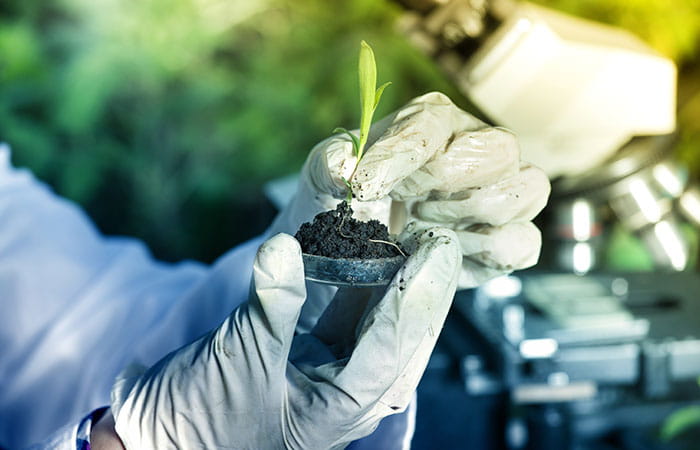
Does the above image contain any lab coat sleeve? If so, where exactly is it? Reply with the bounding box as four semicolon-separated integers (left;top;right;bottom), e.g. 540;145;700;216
0;144;261;448
25;407;108;450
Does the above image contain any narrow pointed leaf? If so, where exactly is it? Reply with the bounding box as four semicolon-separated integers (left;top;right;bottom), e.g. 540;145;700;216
333;127;360;155
374;81;392;111
358;40;377;159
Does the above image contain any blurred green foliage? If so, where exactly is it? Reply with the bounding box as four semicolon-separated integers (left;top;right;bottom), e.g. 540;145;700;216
662;404;700;442
0;0;460;261
1;0;699;262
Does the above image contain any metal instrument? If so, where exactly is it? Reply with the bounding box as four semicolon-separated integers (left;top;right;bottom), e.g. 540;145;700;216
436;272;700;449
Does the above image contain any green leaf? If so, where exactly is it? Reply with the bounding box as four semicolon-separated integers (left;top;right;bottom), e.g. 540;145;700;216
374;81;392;111
333;126;360;156
331;40;391;203
357;40;377;160
661;406;700;441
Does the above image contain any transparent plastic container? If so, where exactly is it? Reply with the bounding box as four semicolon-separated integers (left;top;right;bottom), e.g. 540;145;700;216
302;253;406;287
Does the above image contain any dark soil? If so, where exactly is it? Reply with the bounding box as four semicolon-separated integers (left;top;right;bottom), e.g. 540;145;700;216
295;201;404;259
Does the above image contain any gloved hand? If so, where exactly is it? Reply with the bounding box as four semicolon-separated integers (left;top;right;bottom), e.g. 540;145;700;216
110;231;461;449
270;91;551;292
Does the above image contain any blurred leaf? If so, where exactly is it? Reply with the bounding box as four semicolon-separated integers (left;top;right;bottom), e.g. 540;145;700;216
661;406;700;441
605;224;655;271
0;21;44;82
55;53;120;133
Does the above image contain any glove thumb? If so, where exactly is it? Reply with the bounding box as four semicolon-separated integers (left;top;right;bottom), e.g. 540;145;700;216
249;233;307;356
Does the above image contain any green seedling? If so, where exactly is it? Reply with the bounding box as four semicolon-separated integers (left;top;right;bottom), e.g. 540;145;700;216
332;41;405;257
334;40;391;204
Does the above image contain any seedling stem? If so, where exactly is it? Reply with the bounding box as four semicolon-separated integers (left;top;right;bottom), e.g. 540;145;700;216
334;40;391;204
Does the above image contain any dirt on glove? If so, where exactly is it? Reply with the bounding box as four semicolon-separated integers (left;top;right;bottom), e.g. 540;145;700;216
295;201;404;259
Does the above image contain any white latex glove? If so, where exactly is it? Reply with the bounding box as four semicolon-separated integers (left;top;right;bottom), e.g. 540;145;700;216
270;91;551;291
110;231;461;450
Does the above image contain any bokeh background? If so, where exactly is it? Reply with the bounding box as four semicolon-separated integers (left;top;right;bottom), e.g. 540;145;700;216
1;0;699;263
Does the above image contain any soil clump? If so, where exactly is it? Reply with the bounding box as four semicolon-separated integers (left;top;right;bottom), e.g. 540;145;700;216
295;201;403;259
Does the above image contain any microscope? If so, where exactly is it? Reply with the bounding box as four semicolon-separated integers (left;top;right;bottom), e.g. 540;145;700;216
396;0;700;272
395;1;700;448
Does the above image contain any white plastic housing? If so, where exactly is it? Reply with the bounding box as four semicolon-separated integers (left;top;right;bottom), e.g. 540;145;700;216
459;3;677;178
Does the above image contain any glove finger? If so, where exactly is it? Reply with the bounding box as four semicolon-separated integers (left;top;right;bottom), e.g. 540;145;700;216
303;110;440;199
458;259;512;289
330;229;461;411
413;162;550;226
249;233;307;363
351;92;486;202
456;222;542;271
392;127;521;201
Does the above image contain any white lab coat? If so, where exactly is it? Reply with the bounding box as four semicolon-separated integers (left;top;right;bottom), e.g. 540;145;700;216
0;145;411;449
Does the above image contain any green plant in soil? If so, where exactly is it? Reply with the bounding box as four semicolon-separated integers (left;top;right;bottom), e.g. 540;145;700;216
334;40;391;204
295;41;405;259
295;201;402;258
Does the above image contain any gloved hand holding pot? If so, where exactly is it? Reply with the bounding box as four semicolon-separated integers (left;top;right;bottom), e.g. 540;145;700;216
106;44;551;450
271;44;551;290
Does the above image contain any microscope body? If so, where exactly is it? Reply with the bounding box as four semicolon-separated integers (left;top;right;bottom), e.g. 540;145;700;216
399;0;676;177
399;0;699;273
